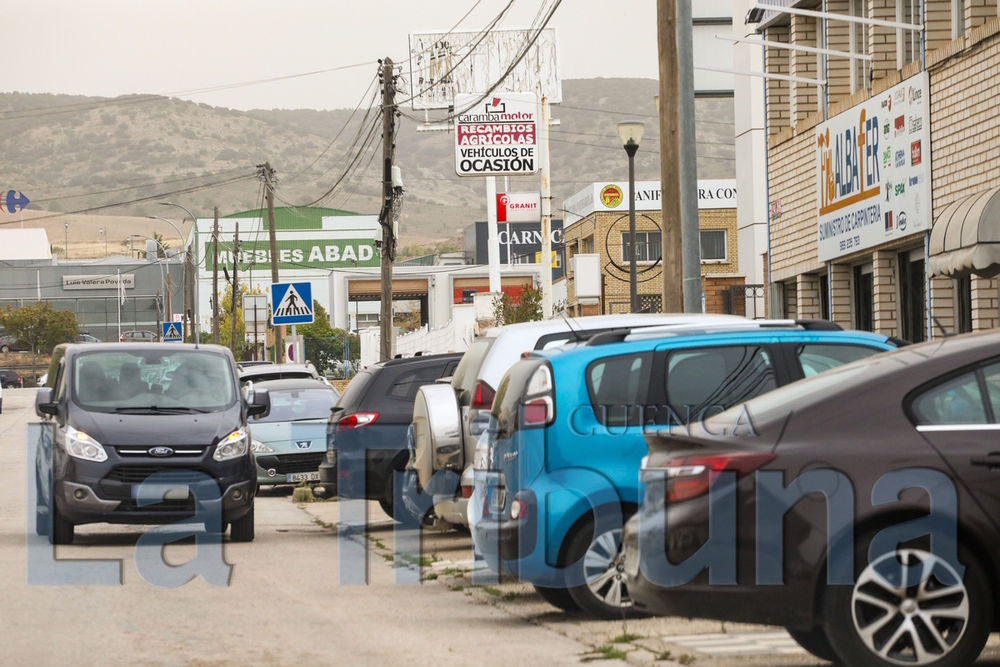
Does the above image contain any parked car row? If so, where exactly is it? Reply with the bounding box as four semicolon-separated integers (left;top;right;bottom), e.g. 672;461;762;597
30;313;1000;665
393;314;1000;666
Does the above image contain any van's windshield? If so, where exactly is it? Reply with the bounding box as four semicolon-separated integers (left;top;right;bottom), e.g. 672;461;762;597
72;351;237;413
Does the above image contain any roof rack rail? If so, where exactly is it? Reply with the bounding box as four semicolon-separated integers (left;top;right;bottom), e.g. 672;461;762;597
586;329;634;346
793;319;843;331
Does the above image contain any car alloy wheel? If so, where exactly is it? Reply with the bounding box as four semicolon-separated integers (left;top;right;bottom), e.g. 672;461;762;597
581;527;632;610
852;548;968;665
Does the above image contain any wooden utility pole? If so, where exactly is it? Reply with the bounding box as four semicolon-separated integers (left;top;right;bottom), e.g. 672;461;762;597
182;242;190;342
230;220;240;357
212;206;220;344
658;0;683;313
263;162;283;363
379;58;396;362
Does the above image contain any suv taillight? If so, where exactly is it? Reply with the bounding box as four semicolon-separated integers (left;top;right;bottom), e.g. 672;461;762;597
521;364;554;427
470;380;495;409
338;412;378;431
662;452;776;503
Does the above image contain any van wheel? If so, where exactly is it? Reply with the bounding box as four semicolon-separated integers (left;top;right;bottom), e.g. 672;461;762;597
50;503;74;545
35;506;50;536
565;514;644;619
378;495;395;520
823;538;992;667
229;503;255;542
787;628;838;662
534;585;581;612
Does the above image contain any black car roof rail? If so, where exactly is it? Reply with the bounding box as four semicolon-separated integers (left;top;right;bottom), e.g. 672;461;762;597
586;329;634;346
793;319;843;331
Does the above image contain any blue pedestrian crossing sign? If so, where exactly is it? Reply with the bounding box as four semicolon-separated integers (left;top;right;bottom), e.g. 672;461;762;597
271;282;314;325
161;321;183;342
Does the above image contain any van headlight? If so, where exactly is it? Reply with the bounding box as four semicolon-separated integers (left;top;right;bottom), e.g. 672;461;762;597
251;439;274;454
65;426;108;462
214;428;249;461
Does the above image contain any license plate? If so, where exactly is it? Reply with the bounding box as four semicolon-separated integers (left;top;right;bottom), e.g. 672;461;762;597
287;471;320;483
132;484;189;500
489;487;506;513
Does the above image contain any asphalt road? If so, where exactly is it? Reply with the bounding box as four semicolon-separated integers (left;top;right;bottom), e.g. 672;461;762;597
5;386;1000;667
0;388;608;667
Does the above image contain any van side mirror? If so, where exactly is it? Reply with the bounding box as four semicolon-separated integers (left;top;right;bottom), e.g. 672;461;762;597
247;387;270;419
35;387;57;418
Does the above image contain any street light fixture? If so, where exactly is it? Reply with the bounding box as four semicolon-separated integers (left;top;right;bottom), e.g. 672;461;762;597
99;227;107;258
618;120;644;312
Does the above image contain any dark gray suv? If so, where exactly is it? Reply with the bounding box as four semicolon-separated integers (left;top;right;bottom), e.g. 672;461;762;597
35;343;270;544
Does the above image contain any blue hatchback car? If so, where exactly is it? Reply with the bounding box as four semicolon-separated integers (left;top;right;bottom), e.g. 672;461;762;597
471;322;901;618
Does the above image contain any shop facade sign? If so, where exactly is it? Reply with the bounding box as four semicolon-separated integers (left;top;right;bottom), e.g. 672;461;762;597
816;72;931;261
63;274;135;290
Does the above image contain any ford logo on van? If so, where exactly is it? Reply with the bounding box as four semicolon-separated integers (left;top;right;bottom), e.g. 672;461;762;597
149;447;174;457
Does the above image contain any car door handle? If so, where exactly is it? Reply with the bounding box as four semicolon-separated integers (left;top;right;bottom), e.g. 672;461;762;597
970;453;1000;468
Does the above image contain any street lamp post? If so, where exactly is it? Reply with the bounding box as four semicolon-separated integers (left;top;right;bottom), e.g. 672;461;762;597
99;227;107;258
147;216;187;327
157;203;198;344
64;222;69;260
128;234;168;327
618;120;644;312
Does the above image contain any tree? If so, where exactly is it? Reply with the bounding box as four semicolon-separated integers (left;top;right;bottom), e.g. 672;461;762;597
1;302;78;383
217;283;255;357
299;301;359;376
152;231;171;252
493;286;543;326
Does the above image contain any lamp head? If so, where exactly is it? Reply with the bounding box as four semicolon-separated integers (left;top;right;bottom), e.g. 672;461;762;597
617;120;644;155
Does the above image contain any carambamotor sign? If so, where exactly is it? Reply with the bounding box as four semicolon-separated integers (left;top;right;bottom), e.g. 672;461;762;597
816;72;930;261
455;93;538;177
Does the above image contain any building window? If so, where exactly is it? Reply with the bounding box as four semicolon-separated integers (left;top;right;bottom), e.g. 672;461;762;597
955;275;972;334
583;236;594;254
898;250;926;343
851;0;870;93
952;0;966;40
897;0;919;69
819;272;830;320
854;263;874;332
700;230;727;262
621;232;662;263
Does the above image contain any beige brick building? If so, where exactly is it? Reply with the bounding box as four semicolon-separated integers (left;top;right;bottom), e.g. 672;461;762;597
558;180;747;316
761;1;1000;341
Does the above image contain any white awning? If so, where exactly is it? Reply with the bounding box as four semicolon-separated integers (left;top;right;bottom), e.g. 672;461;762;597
929;187;1000;279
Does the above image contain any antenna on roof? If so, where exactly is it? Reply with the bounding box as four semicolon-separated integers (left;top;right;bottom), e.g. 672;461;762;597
931;316;954;338
560;310;585;342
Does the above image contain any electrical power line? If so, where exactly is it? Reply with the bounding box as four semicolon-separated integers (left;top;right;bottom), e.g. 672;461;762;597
0;173;256;227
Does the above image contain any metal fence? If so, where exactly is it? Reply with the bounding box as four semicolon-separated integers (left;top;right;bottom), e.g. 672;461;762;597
722;285;767;320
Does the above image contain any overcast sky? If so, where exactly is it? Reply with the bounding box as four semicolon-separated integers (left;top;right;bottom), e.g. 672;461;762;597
8;0;658;111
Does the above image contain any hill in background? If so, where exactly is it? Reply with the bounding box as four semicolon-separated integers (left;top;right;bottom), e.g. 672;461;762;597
0;79;734;249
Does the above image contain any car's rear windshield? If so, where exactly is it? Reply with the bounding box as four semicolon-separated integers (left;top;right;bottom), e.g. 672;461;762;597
254;388;339;423
73;351;236;413
336;371;373;412
451;338;494;400
241;370;313;385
